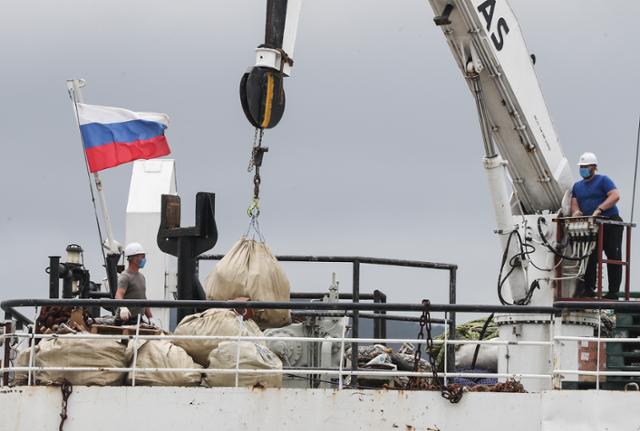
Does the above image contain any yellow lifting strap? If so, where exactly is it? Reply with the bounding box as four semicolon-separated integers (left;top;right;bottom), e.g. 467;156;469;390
260;73;275;129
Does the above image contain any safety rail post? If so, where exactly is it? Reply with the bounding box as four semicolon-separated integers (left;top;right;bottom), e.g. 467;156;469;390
351;260;360;388
373;290;386;342
3;319;12;387
597;223;604;298
596;311;602;390
27;325;36;386
447;268;457;375
443;311;449;386
131;314;142;387
625;225;632;301
235;318;242;388
551;313;562;389
338;316;348;390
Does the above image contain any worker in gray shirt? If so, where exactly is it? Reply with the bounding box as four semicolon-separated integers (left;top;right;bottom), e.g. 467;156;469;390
116;242;153;323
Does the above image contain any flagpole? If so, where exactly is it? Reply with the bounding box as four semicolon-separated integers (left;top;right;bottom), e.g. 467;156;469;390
66;80;123;300
66;79;121;256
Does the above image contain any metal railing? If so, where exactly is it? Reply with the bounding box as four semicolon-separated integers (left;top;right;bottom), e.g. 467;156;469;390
198;254;459;380
3;299;640;391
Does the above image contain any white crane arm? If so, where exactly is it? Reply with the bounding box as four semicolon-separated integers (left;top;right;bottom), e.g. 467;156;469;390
428;0;573;213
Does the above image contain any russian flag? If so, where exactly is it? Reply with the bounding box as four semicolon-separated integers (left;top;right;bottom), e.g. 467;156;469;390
77;103;171;172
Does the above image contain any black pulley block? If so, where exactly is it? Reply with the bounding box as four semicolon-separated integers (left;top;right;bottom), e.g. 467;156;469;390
240;66;285;129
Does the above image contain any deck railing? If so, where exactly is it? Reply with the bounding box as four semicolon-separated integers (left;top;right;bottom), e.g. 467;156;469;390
2;299;640;391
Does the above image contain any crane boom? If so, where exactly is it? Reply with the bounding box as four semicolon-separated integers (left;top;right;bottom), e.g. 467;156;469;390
427;0;572;214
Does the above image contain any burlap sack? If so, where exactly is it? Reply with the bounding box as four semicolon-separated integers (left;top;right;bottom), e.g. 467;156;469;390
205;341;282;388
13;347;37;386
205;238;291;329
173;308;263;366
127;339;202;386
35;337;131;386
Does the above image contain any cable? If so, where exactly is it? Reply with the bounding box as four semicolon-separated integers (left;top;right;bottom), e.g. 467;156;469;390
536;217;593;261
496;229;540;306
470;313;495;371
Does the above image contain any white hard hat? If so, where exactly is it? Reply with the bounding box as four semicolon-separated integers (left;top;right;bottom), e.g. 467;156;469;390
124;242;145;257
577;152;598;166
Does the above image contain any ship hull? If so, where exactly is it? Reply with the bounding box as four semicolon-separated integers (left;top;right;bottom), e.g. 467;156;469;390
2;386;638;430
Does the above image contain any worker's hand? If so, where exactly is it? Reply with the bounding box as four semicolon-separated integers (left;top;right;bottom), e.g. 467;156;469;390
572;210;583;217
145;308;153;319
119;307;131;321
592;208;603;217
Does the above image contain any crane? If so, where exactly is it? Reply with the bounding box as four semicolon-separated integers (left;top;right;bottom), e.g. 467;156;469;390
237;0;612;391
239;0;592;309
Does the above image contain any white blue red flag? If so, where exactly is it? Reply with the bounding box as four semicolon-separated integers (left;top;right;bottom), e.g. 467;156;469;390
77;103;171;172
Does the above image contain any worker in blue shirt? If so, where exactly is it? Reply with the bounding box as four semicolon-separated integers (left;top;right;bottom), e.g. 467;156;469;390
571;152;622;299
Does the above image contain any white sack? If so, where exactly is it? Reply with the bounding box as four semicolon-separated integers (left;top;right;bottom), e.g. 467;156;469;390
13;347;37;386
127;339;202;386
173;308;263;366
205;341;282;388
35;337;131;386
205;238;291;329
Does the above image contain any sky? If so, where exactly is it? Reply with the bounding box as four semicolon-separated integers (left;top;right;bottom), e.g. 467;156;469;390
1;0;639;319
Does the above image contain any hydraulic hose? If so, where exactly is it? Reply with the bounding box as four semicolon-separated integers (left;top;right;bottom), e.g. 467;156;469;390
536;217;593;261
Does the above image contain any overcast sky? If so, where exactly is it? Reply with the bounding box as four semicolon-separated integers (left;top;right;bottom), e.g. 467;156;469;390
1;0;639;317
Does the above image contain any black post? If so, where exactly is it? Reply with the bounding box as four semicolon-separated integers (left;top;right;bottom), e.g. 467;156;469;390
48;256;60;299
373;289;381;340
379;291;387;340
3;320;12;386
62;272;73;299
447;267;457;374
105;253;120;298
157;193;218;323
351;261;360;388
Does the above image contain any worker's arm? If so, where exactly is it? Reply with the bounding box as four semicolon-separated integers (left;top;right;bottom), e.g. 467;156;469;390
145;308;153;318
593;189;620;215
115;277;131;320
571;197;582;217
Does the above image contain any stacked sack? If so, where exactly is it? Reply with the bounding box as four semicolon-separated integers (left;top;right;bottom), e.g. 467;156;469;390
205;238;291;329
35;336;132;386
127;339;202;387
172;308;282;388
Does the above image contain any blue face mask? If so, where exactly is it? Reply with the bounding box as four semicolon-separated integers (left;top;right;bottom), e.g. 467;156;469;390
579;167;592;179
138;257;146;269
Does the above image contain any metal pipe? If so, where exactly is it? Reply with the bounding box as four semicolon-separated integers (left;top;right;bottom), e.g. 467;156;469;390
199;254;457;271
626;225;632;301
351;261;360;388
1;298;561;314
62;271;73;299
3;321;11;386
597;224;604;297
447;268;457;374
48;256;60;299
291;292;377;300
469;75;497;158
105;253;120;298
290;311;441;324
373;290;382;340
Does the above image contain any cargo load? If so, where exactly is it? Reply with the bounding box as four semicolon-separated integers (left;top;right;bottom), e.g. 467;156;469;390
35;337;131;386
173;308;263;366
13;347;35;386
205;238;291;329
127;339;202;387
205;341;282;388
